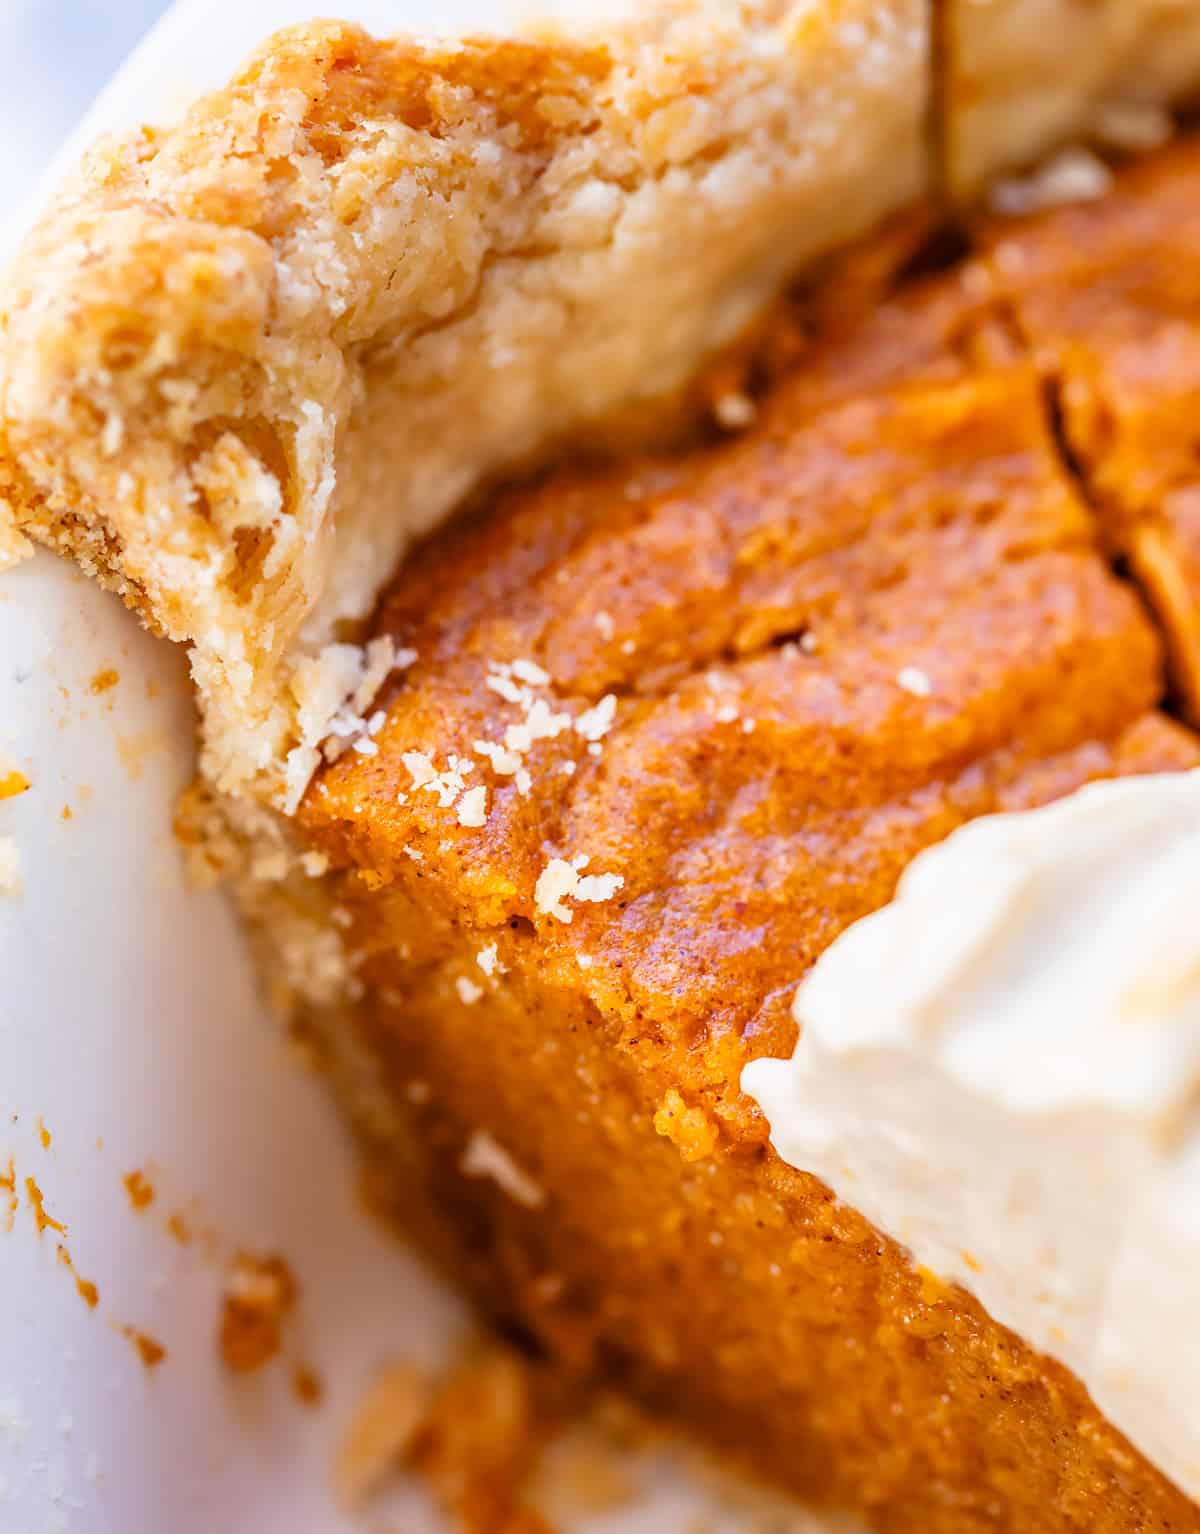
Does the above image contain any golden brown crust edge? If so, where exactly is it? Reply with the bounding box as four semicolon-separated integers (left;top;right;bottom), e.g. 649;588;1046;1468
6;3;1200;814
0;2;930;811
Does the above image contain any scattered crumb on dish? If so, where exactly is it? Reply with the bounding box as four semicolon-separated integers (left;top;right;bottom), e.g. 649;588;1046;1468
0;1158;15;1232
164;1211;192;1246
25;1175;65;1236
217;1251;298;1374
120;1326;166;1370
0;768;30;800
334;1360;431;1510
56;1244;99;1309
88;667;119;695
291;1362;324;1408
122;1169;155;1212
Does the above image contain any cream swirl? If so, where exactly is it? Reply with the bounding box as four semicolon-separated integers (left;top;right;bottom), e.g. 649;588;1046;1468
743;771;1200;1500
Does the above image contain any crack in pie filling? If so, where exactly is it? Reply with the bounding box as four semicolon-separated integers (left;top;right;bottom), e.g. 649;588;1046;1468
5;4;1200;1529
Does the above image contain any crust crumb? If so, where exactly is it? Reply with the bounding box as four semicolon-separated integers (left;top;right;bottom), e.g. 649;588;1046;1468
991;147;1113;217
335;1361;431;1510
56;1245;99;1309
88;668;119;695
0;1158;16;1233
411;1342;558;1534
165;1211;192;1246
461;1130;546;1210
218;1251;298;1373
529;1424;635;1522
534;857;623;923
0;770;30;801
25;1176;65;1236
121;1326;166;1370
123;1169;155;1212
292;1362;324;1408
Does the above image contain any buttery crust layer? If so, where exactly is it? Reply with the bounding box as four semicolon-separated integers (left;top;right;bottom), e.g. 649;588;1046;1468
6;3;1200;817
0;2;928;810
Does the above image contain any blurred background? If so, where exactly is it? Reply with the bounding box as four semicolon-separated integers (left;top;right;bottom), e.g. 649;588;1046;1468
0;1;170;214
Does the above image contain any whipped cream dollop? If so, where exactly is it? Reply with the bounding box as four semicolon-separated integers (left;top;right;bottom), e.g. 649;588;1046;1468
742;771;1200;1500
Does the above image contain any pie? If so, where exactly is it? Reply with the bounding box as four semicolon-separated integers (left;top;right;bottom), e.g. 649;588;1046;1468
3;5;1200;1530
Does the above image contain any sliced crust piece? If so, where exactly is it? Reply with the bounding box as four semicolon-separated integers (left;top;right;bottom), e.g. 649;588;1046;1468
943;0;1200;198
0;2;929;812
979;135;1200;720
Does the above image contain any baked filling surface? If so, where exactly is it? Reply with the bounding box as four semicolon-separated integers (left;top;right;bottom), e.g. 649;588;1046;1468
290;140;1200;1530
